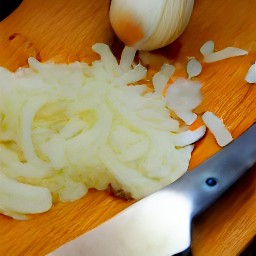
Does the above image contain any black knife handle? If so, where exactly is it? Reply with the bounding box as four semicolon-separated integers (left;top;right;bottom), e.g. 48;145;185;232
240;236;256;256
173;247;192;256
0;0;23;21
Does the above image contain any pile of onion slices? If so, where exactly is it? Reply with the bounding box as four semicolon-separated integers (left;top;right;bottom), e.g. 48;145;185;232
0;43;234;219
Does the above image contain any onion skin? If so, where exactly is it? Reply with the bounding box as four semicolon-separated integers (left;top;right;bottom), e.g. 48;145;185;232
109;0;194;51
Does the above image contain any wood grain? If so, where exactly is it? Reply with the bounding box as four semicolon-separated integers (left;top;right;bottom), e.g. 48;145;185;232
0;0;114;70
0;0;255;255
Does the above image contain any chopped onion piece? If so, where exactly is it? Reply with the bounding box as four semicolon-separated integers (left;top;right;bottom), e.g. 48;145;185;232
139;51;171;68
203;47;248;63
92;43;120;72
119;46;137;72
187;58;202;79
21;98;48;163
245;62;256;83
200;40;215;56
166;78;202;125
118;64;147;84
202;111;233;147
174;125;206;147
0;172;52;215
153;64;175;95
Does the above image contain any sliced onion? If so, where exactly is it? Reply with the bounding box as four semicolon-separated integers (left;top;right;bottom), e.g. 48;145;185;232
0;172;52;214
166;78;202;125
21;98;47;162
245;62;256;83
202;111;233;147
153;64;175;95
0;43;197;218
187;58;202;79
174;125;206;147
92;43;120;72
139;51;171;68
119;46;137;72
203;47;248;63
118;64;147;85
200;40;214;56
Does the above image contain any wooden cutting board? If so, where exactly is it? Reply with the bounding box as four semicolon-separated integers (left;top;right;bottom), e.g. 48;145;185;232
0;0;255;255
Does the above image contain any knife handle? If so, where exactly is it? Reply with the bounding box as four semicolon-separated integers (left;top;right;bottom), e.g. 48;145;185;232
165;123;256;217
0;0;23;21
173;247;192;256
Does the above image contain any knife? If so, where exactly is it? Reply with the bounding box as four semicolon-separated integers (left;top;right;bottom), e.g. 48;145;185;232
47;124;256;256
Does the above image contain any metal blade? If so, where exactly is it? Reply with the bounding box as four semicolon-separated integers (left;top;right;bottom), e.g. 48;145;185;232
48;191;192;256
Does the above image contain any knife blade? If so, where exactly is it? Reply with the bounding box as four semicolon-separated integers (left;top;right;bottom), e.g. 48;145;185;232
47;124;256;256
